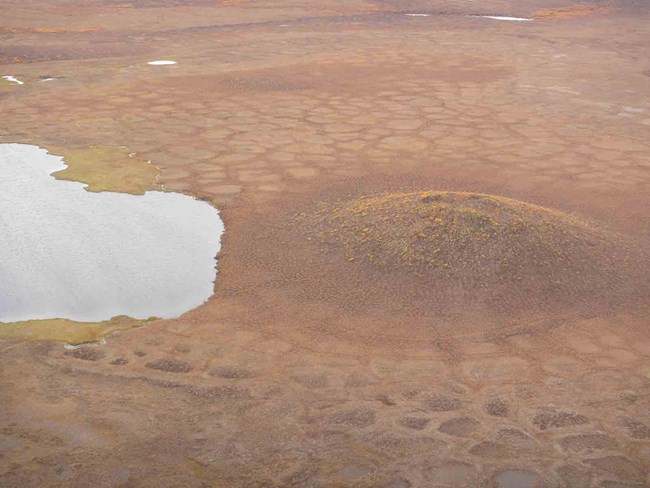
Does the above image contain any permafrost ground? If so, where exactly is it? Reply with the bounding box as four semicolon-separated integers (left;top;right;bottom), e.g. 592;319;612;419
0;0;649;486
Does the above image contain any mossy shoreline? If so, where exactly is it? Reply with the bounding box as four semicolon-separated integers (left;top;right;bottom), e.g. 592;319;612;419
49;145;161;195
0;316;156;345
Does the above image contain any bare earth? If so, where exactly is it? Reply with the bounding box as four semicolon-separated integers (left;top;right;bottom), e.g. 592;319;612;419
1;0;650;487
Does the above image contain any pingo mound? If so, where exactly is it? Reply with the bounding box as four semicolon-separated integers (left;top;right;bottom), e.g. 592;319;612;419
303;191;642;311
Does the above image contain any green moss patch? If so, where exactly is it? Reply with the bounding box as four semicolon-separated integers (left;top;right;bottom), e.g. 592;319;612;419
49;145;160;195
0;315;155;345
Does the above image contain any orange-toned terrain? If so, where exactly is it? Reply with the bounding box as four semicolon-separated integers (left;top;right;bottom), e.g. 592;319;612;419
1;0;649;486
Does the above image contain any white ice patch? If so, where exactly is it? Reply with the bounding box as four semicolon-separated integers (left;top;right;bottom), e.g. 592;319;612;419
0;144;224;323
405;13;430;17
2;76;24;85
478;16;532;22
147;60;177;66
40;78;56;82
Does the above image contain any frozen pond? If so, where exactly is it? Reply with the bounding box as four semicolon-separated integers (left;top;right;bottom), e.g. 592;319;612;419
0;144;224;323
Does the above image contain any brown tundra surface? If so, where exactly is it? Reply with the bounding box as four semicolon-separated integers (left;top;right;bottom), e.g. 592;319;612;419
1;0;650;486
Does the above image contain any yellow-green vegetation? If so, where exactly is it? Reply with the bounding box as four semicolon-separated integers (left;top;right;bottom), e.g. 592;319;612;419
48;145;160;194
302;191;638;307
0;316;156;345
0;80;15;91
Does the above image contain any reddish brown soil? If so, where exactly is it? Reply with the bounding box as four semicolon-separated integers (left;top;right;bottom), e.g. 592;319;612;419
1;0;649;487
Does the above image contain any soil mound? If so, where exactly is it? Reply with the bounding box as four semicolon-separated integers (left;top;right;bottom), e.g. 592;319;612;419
302;191;640;311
